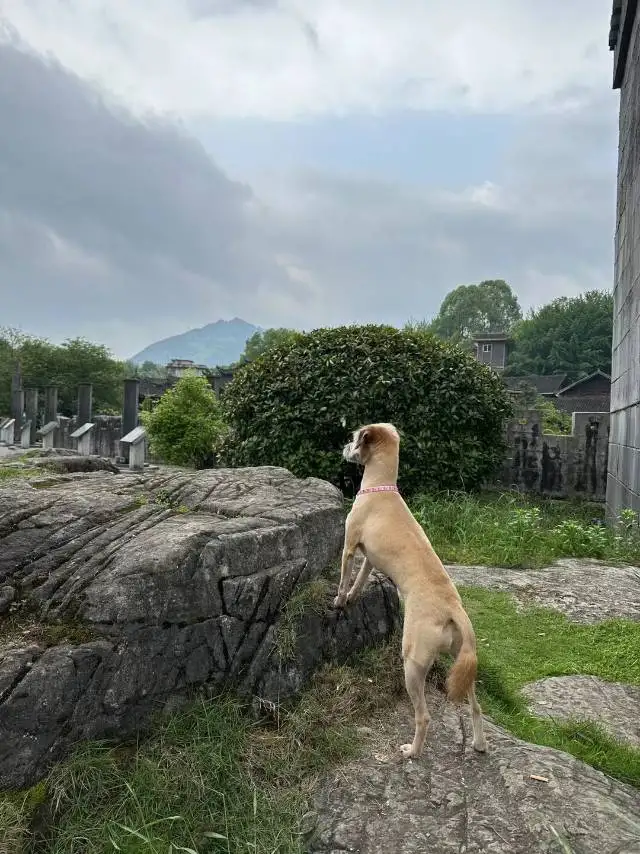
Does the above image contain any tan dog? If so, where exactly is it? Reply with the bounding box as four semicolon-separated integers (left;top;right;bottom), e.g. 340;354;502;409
334;422;487;759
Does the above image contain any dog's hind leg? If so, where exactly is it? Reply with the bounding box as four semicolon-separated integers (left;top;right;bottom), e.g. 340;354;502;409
346;555;373;604
467;685;487;752
399;656;433;759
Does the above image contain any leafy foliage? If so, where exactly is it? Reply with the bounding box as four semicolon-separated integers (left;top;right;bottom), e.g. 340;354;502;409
506;290;613;382
129;360;168;380
141;374;225;468
240;327;303;363
507;379;572;435
534;396;572;435
219;324;512;494
411;280;522;345
0;328;126;416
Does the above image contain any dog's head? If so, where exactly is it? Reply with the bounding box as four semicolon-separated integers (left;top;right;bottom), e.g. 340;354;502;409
342;422;400;466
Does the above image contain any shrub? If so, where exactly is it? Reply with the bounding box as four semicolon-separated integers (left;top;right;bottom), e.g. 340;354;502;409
535;395;572;435
219;324;512;494
141;374;225;469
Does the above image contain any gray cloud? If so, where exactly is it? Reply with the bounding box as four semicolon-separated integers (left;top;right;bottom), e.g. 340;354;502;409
186;0;278;18
0;34;289;344
0;30;618;358
262;87;618;326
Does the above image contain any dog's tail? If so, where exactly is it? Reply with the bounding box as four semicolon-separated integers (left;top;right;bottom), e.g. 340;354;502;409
445;607;478;703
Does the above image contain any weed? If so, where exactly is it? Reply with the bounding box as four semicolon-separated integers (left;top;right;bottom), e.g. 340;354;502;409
410;492;640;567
273;578;331;661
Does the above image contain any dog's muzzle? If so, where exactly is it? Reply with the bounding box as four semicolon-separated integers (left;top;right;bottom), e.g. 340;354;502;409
342;442;359;463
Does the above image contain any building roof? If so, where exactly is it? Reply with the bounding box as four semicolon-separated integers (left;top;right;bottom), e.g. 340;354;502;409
138;377;177;397
609;0;623;50
555;370;611;396
471;331;512;343
610;0;638;88
554;395;611;415
503;374;568;395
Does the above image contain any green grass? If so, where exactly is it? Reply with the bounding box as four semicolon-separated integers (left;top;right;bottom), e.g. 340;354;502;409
2;643;405;854
410;491;640;567
463;586;640;787
273;577;331;660
0;464;38;483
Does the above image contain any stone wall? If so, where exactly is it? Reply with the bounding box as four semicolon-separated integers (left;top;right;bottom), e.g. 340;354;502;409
608;0;640;514
499;410;610;501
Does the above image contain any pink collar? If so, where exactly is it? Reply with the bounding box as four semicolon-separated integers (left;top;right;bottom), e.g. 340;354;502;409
356;484;399;497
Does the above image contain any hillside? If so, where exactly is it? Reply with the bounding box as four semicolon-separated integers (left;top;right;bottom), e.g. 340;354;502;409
130;318;259;367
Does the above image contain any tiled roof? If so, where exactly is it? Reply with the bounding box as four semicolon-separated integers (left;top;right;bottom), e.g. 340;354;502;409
555;370;611;396
554;395;611;415
610;0;623;50
471;332;512;342
503;374;568;395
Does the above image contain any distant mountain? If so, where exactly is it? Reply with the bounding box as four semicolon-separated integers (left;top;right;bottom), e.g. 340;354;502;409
130;318;260;367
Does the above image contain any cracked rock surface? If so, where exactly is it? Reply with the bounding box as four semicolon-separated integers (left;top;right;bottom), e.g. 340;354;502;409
446;559;640;623
310;688;640;854
0;466;401;789
522;676;640;749
311;559;640;854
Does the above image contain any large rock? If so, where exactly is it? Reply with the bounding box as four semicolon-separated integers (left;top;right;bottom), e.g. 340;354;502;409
522;676;640;749
310;687;640;854
310;558;640;854
446;559;640;623
0;466;400;789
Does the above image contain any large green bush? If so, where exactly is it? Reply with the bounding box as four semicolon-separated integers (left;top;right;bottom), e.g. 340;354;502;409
219;325;512;494
142;374;225;469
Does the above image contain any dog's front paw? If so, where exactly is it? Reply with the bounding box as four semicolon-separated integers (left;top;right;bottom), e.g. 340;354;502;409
345;590;359;605
333;594;347;609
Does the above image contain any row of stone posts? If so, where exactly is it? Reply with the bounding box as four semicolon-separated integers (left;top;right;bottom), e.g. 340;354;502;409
1;377;145;469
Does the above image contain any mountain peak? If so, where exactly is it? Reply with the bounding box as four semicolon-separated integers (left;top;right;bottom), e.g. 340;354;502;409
130;318;259;366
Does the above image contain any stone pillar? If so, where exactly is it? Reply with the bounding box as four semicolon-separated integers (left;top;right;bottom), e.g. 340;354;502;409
10;388;24;445
10;362;23;445
45;386;58;424
20;421;32;449
121;379;140;462
24;388;39;446
77;383;93;426
607;0;640;515
129;435;146;471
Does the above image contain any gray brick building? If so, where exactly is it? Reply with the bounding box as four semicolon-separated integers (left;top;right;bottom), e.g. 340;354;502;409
607;0;640;515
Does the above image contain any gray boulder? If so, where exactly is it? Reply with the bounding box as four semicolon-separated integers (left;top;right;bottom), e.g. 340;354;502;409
310;686;640;854
0;466;401;789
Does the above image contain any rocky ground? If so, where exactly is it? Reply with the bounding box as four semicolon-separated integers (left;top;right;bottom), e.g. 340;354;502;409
310;560;640;854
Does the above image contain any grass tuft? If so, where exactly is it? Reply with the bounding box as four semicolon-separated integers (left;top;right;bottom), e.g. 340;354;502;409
3;641;404;854
273;577;332;661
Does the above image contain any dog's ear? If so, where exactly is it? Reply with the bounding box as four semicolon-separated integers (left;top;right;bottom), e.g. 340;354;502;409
354;427;373;450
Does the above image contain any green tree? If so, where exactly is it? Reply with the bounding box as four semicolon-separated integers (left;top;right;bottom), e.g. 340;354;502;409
141;374;225;468
506;291;613;382
0;330;127;417
417;280;522;344
128;360;169;380
240;328;302;362
219;325;512;495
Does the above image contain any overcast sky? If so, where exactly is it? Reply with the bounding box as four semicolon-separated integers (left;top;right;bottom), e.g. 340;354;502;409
0;1;619;359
